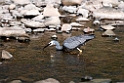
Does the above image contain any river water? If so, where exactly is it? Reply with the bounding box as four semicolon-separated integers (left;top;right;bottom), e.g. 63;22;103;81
0;20;124;83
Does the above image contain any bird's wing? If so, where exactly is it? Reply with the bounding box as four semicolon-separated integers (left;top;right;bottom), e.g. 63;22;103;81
63;36;86;49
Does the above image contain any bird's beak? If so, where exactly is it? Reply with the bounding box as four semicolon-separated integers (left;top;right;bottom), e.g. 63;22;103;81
43;43;51;50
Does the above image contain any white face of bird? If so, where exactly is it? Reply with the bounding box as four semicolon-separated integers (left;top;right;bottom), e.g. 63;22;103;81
49;41;56;46
43;40;56;50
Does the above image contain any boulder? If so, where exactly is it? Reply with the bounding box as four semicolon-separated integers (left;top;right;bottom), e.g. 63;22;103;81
20;4;40;16
93;7;124;19
43;4;61;17
0;27;29;37
44;16;61;26
34;78;60;83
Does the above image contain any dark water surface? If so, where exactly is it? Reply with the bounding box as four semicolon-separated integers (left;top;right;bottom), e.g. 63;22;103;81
0;24;124;83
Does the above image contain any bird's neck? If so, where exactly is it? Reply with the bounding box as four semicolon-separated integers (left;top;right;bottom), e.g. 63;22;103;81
53;40;63;50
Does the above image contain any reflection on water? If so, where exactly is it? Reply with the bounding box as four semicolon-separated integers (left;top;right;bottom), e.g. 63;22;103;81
48;51;86;83
0;26;124;83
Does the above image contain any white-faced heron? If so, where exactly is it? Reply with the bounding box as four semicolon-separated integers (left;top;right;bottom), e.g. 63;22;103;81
43;34;95;53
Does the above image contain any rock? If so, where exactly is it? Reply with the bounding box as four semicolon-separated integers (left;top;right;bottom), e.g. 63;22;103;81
102;29;116;37
93;19;100;25
1;13;13;21
100;25;115;30
69;81;75;83
24;4;40;10
81;76;93;82
61;23;72;32
93;7;124;20
83;27;95;34
0;62;2;65
45;0;61;4
43;4;61;17
24;28;32;33
3;0;12;4
34;78;60;83
33;28;45;33
16;36;30;43
0;27;29;37
9;20;22;26
11;0;31;5
20;4;40;16
2;50;13;59
113;37;120;43
70;22;83;27
32;14;44;22
44;16;61;26
24;10;40;16
9;4;16;10
9;80;22;83
21;19;45;28
45;28;56;32
76;16;89;22
91;79;112;83
118;2;124;9
10;10;23;18
77;8;89;18
33;1;47;7
100;0;120;6
62;6;77;13
61;0;83;6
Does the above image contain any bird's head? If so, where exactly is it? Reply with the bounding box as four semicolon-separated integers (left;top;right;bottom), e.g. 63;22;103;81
43;35;58;50
43;41;56;50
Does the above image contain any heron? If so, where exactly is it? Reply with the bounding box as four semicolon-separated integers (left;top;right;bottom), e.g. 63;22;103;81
43;34;95;53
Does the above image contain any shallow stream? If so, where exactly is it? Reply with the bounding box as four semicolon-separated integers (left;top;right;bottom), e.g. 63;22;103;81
0;22;124;83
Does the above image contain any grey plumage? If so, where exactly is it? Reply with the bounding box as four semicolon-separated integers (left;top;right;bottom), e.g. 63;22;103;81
63;34;94;49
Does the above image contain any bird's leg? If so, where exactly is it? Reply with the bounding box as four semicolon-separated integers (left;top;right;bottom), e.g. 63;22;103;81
77;47;82;53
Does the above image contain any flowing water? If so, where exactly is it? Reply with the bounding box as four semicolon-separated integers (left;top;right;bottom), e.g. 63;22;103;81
0;0;124;82
0;20;124;83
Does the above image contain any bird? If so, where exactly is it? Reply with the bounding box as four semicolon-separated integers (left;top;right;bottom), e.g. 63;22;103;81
43;34;95;53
